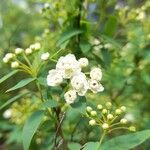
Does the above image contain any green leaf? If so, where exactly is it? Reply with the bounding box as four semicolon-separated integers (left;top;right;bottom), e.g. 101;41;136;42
40;100;59;109
6;78;36;92
71;96;86;114
22;110;44;150
104;16;118;37
0;70;18;84
68;142;81;150
0;92;29;110
101;130;150;150
83;142;99;150
80;41;91;54
57;29;83;46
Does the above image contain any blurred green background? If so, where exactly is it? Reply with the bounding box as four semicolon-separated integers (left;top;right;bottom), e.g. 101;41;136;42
0;0;150;149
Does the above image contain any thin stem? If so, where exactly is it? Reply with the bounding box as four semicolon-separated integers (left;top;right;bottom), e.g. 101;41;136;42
108;127;129;133
97;131;106;150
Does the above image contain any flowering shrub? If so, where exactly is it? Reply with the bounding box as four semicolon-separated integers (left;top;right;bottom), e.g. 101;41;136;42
0;0;150;150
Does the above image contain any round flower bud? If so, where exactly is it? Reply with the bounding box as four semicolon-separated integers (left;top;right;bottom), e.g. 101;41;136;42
107;114;113;120
3;109;12;119
86;106;92;112
129;126;136;132
120;118;127;124
90;111;97;116
11;61;19;68
3;57;8;63
102;123;109;129
120;106;126;112
34;42;41;50
115;109;122;115
44;3;50;9
78;58;89;68
106;102;112;108
90;67;102;81
25;48;32;55
102;109;107;114
5;53;15;60
97;104;103;110
41;52;50;61
89;119;96;126
15;48;23;54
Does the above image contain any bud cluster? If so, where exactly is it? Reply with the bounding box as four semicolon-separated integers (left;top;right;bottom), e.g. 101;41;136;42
86;102;136;133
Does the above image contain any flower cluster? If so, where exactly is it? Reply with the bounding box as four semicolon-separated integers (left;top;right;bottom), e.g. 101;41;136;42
86;102;136;132
47;54;104;104
3;42;50;69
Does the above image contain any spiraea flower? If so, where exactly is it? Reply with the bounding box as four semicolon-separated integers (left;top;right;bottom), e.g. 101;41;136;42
11;61;19;68
71;72;89;96
25;48;32;55
47;54;104;104
64;90;77;104
41;52;50;61
15;48;23;54
56;54;81;79
47;69;63;86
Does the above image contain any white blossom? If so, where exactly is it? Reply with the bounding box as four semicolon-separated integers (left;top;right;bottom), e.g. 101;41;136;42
56;54;81;79
89;79;104;93
47;69;63;86
15;48;23;54
3;57;8;63
5;53;15;60
90;67;102;81
71;72;89;96
3;109;12;119
34;42;41;50
78;57;89;68
11;61;19;68
64;90;77;104
41;52;50;61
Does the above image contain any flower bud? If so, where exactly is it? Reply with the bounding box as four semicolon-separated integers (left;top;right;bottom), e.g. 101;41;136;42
106;102;112;108
41;52;50;61
90;111;97;116
120;118;127;124
89;119;96;126
102;109;107;114
3;57;8;63
25;48;32;55
86;106;92;112
102;123;109;129
107;114;113;120
78;58;89;68
15;48;23;54
129;126;136;132
120;106;126;112
34;42;41;50
97;104;103;110
44;3;50;9
11;61;19;68
115;109;122;115
5;53;15;60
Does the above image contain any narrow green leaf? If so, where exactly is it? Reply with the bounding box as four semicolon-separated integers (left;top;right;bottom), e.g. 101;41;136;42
22;110;44;150
0;70;18;84
71;96;86;114
0;92;29;110
57;29;83;46
6;78;36;92
40;100;59;109
80;41;91;54
101;130;150;150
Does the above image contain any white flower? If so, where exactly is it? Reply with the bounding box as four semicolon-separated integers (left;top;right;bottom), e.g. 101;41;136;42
15;48;23;54
11;61;19;68
124;113;135;122
25;48;32;55
56;54;81;79
90;67;102;81
89;79;104;93
44;3;50;9
71;72;88;96
78;57;89;68
41;52;50;61
3;57;8;63
64;90;77;104
5;53;15;60
47;69;63;86
3;109;12;119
